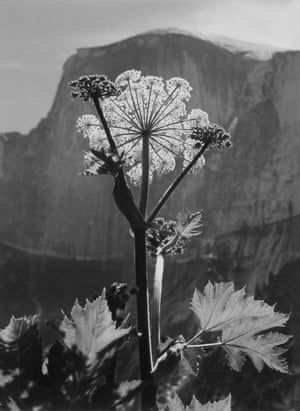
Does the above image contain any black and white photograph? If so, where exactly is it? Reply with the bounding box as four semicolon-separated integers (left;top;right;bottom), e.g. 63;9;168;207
0;0;299;409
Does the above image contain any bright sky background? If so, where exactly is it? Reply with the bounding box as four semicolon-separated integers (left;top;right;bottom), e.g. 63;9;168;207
1;0;300;133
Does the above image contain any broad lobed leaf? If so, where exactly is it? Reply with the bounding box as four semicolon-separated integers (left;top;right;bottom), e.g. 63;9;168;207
164;393;231;410
0;289;133;409
60;289;131;364
222;328;291;373
191;281;291;373
191;282;288;333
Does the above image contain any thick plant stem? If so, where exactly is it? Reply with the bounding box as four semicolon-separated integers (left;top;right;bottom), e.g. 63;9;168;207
134;228;156;408
113;170;145;229
92;94;155;406
139;135;150;217
148;141;209;222
152;253;165;359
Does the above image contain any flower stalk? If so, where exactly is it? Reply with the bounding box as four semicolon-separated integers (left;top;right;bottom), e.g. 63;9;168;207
92;95;117;153
139;134;150;217
134;228;156;408
148;140;209;222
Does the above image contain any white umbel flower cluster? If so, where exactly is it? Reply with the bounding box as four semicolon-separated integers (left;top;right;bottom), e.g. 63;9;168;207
76;115;110;151
76;70;210;184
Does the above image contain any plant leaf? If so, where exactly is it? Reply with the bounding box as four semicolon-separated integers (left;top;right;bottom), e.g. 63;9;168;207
113;379;142;405
191;282;288;333
6;398;21;411
0;315;44;407
163;392;185;410
175;211;203;239
0;316;38;347
146;212;202;256
191;281;291;373
60;290;131;365
164;393;231;410
46;341;98;407
222;329;291;373
188;394;231;411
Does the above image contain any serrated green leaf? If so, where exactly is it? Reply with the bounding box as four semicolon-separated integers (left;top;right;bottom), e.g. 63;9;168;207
60;289;131;365
222;329;291;373
176;211;203;239
189;394;231;411
191;282;288;333
191;281;291;373
164;393;231;410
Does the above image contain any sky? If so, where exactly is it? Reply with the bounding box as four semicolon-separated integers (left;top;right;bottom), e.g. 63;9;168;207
1;0;300;133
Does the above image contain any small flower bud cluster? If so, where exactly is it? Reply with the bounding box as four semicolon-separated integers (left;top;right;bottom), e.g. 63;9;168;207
191;124;232;150
146;217;187;256
82;149;124;176
69;74;120;101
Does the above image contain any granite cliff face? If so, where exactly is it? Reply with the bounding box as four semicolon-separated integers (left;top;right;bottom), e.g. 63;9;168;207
1;31;299;286
0;31;300;408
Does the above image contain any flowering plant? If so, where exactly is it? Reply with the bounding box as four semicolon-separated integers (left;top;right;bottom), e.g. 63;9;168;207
0;70;291;410
69;70;290;409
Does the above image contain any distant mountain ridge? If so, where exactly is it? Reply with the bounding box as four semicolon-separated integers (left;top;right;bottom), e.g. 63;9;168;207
143;28;283;60
0;30;300;290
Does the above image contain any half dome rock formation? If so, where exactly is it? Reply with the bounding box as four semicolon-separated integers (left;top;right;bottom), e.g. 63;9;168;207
1;30;299;290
